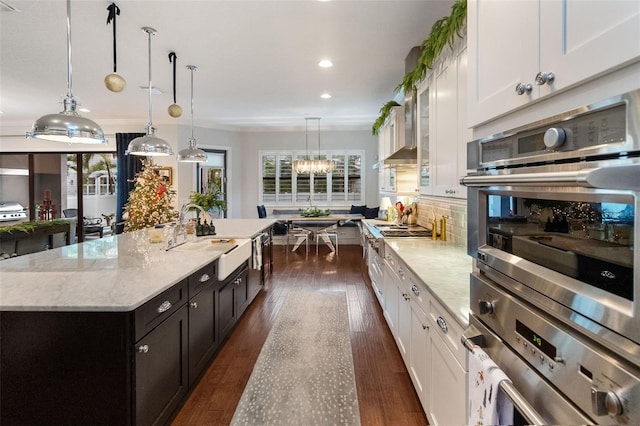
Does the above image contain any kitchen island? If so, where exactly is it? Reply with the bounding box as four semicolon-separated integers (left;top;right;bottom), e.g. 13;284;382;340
0;218;275;426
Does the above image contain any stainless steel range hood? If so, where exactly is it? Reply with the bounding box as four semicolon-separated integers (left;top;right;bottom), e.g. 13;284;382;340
383;145;417;165
383;46;421;166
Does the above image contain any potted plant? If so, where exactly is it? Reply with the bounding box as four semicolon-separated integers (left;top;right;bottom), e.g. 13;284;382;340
188;183;227;216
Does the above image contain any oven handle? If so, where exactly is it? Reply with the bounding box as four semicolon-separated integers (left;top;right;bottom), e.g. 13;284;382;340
462;326;547;426
461;163;640;191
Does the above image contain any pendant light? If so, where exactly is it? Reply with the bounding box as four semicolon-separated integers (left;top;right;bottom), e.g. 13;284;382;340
27;0;106;144
127;27;173;156
292;117;334;174
177;65;207;162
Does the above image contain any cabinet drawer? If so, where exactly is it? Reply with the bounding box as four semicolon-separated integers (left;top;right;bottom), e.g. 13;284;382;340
188;262;217;297
135;279;188;341
405;273;429;316
429;299;467;369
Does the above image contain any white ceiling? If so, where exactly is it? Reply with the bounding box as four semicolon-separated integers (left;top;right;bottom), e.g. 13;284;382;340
0;0;454;132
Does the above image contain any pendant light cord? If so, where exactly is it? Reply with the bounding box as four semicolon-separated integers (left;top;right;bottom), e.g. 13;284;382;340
317;118;321;157
305;117;310;160
106;3;120;73
65;0;73;100
188;65;196;142
146;29;153;128
169;52;177;104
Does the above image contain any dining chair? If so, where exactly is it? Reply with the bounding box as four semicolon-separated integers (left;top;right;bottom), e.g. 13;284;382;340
316;224;338;256
257;205;267;218
288;226;310;256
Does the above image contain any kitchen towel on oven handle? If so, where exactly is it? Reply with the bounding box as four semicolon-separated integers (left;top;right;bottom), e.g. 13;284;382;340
468;345;514;426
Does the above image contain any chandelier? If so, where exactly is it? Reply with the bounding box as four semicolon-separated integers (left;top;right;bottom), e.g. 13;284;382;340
292;117;334;174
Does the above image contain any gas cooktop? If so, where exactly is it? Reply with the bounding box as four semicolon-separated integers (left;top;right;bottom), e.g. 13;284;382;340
375;224;432;238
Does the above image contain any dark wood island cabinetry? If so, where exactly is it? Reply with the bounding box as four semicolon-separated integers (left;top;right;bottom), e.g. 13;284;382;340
0;222;274;426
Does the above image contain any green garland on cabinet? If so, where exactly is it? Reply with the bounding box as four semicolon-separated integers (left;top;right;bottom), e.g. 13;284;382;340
371;100;401;135
372;0;467;135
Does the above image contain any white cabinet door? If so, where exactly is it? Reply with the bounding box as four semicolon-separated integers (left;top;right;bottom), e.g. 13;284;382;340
468;0;539;126
378;106;405;164
397;283;411;363
409;301;430;409
540;0;640;97
432;46;469;199
428;330;467;426
383;262;398;336
469;0;640;127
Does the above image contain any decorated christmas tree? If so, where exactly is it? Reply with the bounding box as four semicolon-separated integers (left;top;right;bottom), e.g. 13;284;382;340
123;159;178;232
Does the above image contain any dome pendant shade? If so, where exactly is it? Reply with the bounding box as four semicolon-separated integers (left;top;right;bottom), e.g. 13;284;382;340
127;27;173;156
177;138;207;162
27;0;106;144
178;64;207;163
127;125;174;156
28;96;106;144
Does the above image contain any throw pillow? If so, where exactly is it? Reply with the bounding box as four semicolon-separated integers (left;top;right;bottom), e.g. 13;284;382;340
349;204;367;215
364;207;379;219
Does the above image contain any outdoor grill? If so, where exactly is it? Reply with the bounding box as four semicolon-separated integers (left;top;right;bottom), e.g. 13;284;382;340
0;202;27;222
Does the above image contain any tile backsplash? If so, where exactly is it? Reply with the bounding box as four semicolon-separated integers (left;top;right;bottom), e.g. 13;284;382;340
416;196;467;247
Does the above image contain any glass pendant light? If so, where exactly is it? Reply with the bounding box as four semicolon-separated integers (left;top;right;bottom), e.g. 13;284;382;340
292;117;334;174
127;27;173;156
177;65;207;163
27;0;106;144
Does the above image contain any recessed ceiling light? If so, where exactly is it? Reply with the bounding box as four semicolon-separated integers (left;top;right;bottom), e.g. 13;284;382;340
318;59;333;68
321;93;332;99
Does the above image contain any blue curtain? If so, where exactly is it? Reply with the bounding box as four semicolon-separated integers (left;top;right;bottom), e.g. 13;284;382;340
115;133;144;234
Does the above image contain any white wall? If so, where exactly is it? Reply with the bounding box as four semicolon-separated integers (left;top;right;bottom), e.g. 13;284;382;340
0;122;379;219
236;129;379;218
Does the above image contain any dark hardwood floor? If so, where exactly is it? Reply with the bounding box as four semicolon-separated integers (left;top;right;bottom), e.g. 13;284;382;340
172;244;428;426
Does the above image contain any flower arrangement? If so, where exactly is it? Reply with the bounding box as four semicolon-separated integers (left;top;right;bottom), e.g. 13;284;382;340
298;195;331;217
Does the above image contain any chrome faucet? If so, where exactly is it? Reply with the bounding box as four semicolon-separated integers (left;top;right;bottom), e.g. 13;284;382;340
166;203;207;250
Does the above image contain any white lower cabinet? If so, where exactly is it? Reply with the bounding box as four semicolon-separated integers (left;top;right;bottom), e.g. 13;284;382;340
408;300;430;407
428;328;467;425
373;244;468;424
383;260;399;335
397;285;411;363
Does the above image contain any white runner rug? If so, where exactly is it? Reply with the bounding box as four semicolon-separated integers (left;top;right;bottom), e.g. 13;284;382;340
231;291;361;425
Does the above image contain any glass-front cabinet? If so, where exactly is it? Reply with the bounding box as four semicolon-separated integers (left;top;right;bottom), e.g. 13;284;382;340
417;76;432;194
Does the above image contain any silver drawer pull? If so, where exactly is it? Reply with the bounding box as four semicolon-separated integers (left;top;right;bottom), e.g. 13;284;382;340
157;300;172;313
199;273;210;283
411;285;420;296
190;302;198;309
436;316;448;333
138;344;149;353
397;267;404;276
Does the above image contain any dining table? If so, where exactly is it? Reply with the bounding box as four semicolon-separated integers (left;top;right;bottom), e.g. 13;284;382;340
272;213;364;252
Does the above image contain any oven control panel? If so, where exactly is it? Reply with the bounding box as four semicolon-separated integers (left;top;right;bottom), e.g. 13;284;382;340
468;89;640;170
471;273;640;424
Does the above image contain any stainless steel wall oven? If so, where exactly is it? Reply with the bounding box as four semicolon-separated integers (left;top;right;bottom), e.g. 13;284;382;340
462;89;640;424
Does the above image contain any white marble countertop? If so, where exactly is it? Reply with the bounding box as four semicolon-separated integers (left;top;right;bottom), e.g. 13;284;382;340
212;218;277;238
0;219;275;312
384;239;472;328
363;219;472;328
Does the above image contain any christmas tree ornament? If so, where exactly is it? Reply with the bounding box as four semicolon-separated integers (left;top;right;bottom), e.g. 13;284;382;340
167;52;183;117
104;3;126;92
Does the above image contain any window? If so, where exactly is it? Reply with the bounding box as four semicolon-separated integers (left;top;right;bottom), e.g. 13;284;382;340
259;150;364;206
